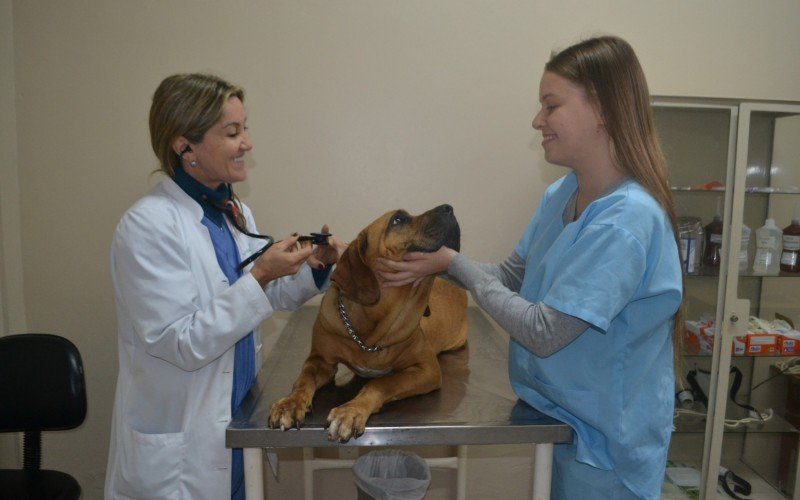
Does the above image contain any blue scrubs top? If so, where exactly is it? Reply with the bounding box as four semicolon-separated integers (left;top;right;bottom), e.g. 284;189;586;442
510;173;681;498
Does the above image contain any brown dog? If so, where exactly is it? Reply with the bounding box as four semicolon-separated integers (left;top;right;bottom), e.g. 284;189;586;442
268;204;468;442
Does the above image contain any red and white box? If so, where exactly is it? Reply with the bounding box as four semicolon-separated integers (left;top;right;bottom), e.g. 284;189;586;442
779;331;800;355
732;335;746;356
744;332;780;356
684;320;714;355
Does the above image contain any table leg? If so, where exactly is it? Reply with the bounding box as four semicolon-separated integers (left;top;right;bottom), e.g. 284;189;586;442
532;443;553;500
244;447;265;500
303;448;314;500
456;445;467;500
793;433;800;500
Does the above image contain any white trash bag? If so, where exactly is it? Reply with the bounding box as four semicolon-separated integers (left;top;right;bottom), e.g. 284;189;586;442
352;449;431;500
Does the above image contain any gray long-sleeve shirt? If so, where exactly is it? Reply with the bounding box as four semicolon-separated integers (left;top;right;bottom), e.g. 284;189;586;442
444;252;590;357
440;181;628;356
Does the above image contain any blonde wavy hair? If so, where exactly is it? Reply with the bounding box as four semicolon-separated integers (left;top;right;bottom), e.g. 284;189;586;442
149;73;245;178
148;73;247;227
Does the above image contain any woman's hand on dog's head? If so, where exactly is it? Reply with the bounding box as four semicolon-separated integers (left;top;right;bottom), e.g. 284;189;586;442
377;247;457;288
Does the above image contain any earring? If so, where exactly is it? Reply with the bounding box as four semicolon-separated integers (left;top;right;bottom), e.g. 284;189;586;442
190;160;197;168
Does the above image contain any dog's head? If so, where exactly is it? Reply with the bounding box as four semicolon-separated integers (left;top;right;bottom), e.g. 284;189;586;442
331;204;460;306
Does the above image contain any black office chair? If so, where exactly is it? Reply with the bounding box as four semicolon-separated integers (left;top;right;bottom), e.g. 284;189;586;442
0;333;87;500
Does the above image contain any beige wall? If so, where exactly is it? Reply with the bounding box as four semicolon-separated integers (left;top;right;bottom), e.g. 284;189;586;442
2;0;799;498
0;0;24;470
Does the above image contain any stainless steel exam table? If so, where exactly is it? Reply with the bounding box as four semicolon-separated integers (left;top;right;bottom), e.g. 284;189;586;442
227;306;572;499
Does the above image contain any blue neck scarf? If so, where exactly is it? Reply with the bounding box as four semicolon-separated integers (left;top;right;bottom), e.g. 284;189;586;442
173;166;231;228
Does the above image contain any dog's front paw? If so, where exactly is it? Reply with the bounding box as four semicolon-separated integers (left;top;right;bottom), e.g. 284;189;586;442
326;404;370;442
268;395;310;431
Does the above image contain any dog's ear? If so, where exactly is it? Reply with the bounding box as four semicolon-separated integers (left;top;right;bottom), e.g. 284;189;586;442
331;231;381;305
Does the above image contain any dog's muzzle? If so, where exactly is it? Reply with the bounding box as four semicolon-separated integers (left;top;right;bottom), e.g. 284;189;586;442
409;204;461;253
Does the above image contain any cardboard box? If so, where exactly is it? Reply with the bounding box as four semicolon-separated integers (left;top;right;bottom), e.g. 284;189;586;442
779;332;800;355
683;328;701;355
732;335;746;355
683;319;799;356
684;319;748;355
684;320;714;355
744;333;780;356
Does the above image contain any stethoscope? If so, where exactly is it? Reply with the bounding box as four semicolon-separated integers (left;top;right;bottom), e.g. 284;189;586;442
180;144;329;271
179;146;276;271
201;184;275;272
206;184;330;272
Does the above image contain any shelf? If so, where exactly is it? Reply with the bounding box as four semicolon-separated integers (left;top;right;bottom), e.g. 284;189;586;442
683;353;800;359
673;187;800;194
664;459;791;499
673;404;798;435
660;98;800;500
685;268;800;278
672;186;727;192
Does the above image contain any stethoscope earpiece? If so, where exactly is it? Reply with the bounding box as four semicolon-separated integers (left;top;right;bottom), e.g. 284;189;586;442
179;145;192;159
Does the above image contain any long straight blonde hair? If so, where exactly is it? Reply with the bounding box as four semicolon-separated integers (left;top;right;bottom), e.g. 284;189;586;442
546;36;684;367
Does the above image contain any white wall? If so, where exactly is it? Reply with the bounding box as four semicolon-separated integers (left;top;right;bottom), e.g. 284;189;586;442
3;0;800;498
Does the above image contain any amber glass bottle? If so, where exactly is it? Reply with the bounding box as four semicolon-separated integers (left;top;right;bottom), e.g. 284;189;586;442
781;216;800;273
702;214;723;268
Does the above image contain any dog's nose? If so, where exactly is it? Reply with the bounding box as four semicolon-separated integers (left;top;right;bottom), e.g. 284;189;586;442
435;204;453;214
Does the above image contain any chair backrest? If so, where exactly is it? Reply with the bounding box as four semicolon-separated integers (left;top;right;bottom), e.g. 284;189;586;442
0;333;87;432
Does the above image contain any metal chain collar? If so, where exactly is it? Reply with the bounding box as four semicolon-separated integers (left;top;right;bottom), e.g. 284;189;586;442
337;293;383;352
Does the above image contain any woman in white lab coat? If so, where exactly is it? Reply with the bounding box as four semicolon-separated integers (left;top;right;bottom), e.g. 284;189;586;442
105;73;346;499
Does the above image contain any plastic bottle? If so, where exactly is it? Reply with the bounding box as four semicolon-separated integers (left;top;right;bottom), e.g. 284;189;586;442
738;224;751;272
678;216;703;275
781;204;800;273
702;204;723;268
753;218;782;275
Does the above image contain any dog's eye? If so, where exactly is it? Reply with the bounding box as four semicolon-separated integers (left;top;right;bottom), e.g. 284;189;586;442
391;215;408;226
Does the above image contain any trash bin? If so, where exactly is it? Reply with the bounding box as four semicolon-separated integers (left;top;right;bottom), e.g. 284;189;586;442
352;449;431;500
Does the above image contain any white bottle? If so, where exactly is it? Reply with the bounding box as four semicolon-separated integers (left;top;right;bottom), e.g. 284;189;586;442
739;224;751;272
753;219;782;275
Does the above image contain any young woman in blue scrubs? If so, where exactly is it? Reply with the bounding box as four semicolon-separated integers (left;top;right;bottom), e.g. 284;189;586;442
379;36;683;499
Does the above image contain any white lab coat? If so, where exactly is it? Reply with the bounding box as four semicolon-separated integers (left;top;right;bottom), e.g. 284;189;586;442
105;178;322;499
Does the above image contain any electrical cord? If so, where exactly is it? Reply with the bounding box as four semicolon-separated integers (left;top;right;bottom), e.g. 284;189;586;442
750;356;800;392
676;365;774;429
685;366;759;415
673;407;773;429
775;357;800;374
748;315;792;332
719;466;752;499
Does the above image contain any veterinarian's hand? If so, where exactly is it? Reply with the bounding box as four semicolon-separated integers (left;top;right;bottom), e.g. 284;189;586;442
250;234;313;287
306;224;348;269
377;246;457;288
